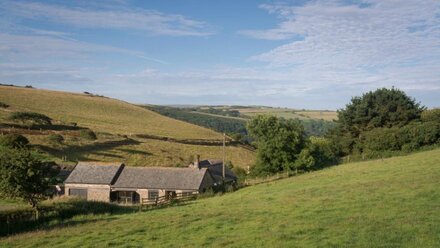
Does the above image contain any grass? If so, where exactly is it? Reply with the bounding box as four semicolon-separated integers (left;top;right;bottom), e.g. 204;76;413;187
0;86;255;167
0;86;221;140
237;107;337;121
27;134;255;168
1;148;439;247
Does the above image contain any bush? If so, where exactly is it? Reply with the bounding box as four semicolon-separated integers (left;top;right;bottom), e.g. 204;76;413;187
79;129;97;140
362;121;440;155
421;108;440;122
9;112;52;126
0;102;9;108
0;134;29;148
295;137;338;171
47;134;64;144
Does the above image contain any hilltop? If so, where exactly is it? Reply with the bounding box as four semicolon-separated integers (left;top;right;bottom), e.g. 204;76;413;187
0;86;254;167
1;148;438;247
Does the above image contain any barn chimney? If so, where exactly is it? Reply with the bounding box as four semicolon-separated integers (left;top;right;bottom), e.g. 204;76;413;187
194;154;200;169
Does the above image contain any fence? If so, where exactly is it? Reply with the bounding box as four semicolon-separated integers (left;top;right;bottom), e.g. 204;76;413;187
139;192;198;210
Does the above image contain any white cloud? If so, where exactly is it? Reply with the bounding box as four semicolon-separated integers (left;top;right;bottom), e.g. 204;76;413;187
1;1;214;36
240;0;440;94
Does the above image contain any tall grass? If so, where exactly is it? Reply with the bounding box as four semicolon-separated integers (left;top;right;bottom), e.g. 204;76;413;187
1;148;439;247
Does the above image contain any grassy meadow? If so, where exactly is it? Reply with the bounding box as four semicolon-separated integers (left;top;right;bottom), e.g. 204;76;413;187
236;107;337;121
0;86;221;140
0;86;255;167
1;148;438;247
26;133;255;167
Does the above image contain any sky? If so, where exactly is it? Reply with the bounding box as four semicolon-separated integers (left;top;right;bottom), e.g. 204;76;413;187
0;0;439;110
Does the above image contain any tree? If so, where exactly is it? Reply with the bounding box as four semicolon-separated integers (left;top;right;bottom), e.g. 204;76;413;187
247;115;306;175
295;137;338;171
9;111;52;126
0;134;29;148
337;88;424;137
332;88;425;155
0;147;58;218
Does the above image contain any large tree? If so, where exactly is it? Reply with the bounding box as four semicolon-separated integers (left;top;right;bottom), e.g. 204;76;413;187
337;87;424;137
331;88;425;155
247;115;306;174
0;147;58;218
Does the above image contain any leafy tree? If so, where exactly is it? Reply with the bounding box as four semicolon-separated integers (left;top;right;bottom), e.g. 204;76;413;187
332;88;425;155
295;137;338;171
9;112;52;126
0;134;29;148
79;129;97;140
0;102;9;108
0;147;58;218
47;134;64;144
247;115;306;175
337;88;424;137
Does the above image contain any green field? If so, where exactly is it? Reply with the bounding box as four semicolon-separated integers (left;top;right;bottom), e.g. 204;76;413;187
0;86;221;139
237;107;337;121
0;86;255;167
1;148;438;247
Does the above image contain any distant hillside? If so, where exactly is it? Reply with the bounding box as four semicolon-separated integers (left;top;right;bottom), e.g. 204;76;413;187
0;86;221;140
146;105;337;138
2;148;438;247
0;86;255;167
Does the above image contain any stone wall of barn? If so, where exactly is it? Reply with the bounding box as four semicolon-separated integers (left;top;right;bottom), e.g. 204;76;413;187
64;183;111;202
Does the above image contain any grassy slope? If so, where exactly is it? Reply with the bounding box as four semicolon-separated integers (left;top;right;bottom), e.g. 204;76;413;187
2;149;439;247
0;86;255;167
238;107;337;121
0;86;221;140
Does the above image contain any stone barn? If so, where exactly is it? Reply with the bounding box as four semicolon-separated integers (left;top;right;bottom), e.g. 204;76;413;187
64;158;236;203
64;162;124;202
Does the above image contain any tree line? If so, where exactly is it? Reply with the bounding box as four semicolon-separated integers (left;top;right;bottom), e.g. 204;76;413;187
247;88;440;175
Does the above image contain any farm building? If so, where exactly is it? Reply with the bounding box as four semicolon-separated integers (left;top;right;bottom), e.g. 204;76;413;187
64;162;124;202
64;158;236;203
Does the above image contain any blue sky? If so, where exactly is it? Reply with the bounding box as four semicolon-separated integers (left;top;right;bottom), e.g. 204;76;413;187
0;0;439;109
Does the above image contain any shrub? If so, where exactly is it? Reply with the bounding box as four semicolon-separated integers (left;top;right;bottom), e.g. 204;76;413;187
362;121;440;155
79;129;97;140
295;137;338;171
0;102;9;108
9;112;52;126
47;134;64;144
0;134;29;148
421;108;440;122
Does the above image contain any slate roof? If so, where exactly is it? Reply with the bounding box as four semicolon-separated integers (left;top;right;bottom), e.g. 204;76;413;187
198;160;237;183
112;167;209;190
64;162;124;185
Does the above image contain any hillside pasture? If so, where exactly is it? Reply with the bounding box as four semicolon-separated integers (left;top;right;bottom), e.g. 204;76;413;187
1;148;438;247
236;107;337;121
0;86;222;140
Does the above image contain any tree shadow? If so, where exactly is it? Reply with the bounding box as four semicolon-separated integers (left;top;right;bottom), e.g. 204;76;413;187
1;123;87;131
34;139;143;161
116;148;152;156
1;200;137;237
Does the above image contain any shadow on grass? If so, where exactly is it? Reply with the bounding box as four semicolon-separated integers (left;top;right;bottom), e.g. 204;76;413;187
1;123;87;131
1;199;137;237
34;138;142;161
116;148;152;156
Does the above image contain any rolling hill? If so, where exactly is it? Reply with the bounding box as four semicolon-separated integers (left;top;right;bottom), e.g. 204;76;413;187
1;148;438;247
0;86;255;167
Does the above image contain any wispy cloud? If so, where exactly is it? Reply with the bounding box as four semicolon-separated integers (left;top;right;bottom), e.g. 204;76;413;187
1;1;214;36
239;0;440;94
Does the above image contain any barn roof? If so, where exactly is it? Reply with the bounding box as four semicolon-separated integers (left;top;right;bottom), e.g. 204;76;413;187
64;162;124;185
112;167;209;190
198;160;237;183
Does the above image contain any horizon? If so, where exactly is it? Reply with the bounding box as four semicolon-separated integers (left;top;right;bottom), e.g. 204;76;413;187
1;0;439;109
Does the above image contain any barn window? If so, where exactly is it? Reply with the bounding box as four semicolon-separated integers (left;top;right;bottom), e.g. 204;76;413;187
148;190;159;200
69;188;87;199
